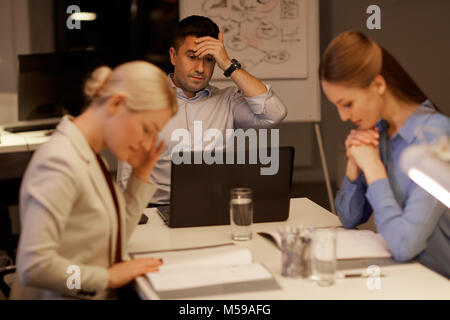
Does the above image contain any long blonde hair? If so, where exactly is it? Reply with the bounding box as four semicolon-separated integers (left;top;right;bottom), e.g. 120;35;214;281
84;61;178;114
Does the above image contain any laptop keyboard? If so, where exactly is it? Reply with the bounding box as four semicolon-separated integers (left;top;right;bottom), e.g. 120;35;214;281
157;205;171;223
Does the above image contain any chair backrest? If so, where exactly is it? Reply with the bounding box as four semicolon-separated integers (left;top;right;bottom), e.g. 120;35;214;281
0;254;15;299
0;265;16;299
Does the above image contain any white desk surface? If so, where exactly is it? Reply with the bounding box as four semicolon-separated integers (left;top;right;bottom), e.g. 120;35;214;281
128;197;450;300
0;130;50;154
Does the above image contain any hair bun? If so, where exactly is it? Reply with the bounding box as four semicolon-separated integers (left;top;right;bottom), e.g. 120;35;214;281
84;66;112;98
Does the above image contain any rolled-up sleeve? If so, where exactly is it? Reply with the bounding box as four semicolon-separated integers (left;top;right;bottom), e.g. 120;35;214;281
232;84;288;128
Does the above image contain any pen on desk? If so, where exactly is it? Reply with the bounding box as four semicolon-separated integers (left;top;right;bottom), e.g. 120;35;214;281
338;272;386;279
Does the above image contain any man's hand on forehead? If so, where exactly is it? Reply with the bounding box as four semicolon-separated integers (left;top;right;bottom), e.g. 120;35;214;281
193;33;232;70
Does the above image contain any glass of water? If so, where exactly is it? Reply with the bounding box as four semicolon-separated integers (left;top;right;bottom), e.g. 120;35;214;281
310;228;337;286
230;187;253;241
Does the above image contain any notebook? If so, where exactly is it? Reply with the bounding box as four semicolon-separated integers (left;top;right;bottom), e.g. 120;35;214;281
130;243;281;299
258;228;392;260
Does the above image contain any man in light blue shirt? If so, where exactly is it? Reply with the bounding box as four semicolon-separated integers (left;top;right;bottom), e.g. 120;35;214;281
118;16;287;204
336;101;450;278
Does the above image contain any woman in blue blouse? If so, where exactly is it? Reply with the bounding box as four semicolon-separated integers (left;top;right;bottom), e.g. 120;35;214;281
319;31;449;278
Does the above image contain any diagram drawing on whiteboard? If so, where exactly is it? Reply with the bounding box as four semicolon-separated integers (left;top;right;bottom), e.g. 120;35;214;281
183;0;308;80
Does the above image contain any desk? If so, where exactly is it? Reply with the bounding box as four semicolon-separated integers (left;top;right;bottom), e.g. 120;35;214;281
0;130;50;154
0;131;50;182
128;198;450;300
0;128;118;175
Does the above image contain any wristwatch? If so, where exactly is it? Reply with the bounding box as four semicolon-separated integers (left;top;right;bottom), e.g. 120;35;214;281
224;59;241;77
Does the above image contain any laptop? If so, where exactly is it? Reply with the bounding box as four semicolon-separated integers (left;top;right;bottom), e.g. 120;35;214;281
157;146;294;227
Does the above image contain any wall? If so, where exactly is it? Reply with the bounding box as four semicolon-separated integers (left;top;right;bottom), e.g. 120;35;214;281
0;0;31;124
0;0;54;125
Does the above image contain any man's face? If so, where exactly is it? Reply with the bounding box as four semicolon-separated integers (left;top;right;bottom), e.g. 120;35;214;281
169;35;216;98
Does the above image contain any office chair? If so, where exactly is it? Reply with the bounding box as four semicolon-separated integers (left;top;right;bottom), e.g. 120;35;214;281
0;255;15;299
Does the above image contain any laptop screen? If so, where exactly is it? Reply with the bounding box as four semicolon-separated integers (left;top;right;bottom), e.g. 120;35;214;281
167;147;294;227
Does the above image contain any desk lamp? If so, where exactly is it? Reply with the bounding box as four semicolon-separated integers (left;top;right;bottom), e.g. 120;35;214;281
400;128;450;208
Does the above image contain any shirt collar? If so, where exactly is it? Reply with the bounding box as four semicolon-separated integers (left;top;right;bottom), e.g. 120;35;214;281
377;99;437;144
168;73;213;99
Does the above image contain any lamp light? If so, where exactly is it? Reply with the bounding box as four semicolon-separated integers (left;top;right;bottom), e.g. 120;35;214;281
69;12;97;21
400;131;450;208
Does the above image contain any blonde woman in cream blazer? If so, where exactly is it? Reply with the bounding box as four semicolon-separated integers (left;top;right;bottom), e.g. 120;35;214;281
10;61;177;299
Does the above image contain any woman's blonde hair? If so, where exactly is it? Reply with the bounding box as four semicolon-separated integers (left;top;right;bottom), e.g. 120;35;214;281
84;61;178;114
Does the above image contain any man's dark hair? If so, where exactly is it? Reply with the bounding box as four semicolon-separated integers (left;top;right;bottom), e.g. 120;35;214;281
172;15;219;51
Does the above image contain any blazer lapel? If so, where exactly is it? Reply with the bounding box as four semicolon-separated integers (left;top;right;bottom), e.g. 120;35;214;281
114;182;127;261
88;158;118;265
55;116;118;265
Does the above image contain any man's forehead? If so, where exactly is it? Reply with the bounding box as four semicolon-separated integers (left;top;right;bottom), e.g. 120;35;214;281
178;35;198;50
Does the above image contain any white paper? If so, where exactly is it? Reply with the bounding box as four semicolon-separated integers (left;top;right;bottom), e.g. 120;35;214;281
147;263;272;292
335;229;392;260
259;229;392;260
133;244;273;292
135;244;253;271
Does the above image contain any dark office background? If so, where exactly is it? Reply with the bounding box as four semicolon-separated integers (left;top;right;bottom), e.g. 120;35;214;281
52;0;178;72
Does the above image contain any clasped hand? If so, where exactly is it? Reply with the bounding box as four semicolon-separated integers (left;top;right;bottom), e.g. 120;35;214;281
345;128;381;170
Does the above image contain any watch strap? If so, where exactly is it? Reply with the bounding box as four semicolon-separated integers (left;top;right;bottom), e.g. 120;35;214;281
224;59;241;77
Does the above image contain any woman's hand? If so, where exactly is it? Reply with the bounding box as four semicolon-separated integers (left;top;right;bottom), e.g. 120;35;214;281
344;128;379;181
128;131;165;182
107;258;163;289
349;143;387;184
344;128;379;159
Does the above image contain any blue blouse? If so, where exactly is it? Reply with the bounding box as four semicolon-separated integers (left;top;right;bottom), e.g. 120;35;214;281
335;100;450;278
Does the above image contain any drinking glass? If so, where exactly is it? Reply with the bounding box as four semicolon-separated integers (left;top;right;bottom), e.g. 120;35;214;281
230;188;253;241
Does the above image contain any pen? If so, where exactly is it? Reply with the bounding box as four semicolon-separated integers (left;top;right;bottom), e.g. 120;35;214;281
337;272;386;279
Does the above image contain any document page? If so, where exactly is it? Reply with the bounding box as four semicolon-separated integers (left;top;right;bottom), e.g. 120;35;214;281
335;229;392;259
132;244;274;293
147;263;272;291
258;229;392;259
133;243;253;270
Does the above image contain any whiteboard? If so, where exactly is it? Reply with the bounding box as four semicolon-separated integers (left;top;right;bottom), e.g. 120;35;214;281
181;0;307;80
179;0;321;122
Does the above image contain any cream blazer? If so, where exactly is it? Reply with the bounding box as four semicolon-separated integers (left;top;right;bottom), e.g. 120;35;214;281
10;116;157;299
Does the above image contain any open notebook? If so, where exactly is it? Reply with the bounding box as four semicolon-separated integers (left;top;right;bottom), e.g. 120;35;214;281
258;229;392;260
131;244;280;299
